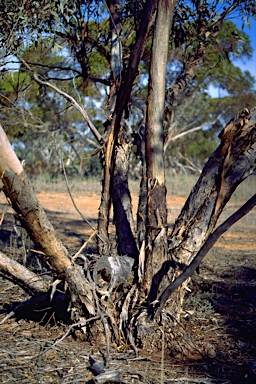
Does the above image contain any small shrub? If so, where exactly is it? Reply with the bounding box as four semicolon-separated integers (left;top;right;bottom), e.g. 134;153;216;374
185;291;215;320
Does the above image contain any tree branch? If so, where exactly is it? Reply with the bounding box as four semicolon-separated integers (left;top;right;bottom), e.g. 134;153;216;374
0;250;50;294
167;1;242;109
150;193;256;319
21;61;112;85
15;53;103;144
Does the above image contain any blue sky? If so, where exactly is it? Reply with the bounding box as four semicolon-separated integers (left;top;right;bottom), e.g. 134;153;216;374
234;18;256;80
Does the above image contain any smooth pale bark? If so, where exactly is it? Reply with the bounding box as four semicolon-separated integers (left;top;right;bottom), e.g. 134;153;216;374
144;0;177;300
0;250;50;294
107;0;123;81
0;125;23;175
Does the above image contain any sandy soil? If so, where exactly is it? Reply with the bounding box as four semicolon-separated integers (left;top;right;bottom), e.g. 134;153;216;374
0;190;255;383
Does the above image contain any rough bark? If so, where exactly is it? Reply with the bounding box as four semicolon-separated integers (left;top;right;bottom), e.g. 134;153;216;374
97;0;157;254
143;0;177;300
153;193;256;318
0;124;94;314
112;127;138;258
0;250;50;294
153;107;256;317
1;169;72;274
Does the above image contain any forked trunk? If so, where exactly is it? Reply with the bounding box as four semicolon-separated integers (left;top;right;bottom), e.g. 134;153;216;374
150;108;256;318
97;0;157;256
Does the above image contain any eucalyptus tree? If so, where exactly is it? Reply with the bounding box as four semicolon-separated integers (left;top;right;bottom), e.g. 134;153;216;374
0;0;256;352
0;43;105;176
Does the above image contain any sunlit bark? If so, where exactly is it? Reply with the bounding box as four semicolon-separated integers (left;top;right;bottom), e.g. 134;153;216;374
143;0;177;302
0;124;94;314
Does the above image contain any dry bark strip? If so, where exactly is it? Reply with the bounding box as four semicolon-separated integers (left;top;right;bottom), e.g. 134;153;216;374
147;107;256;317
153;193;256;318
167;108;255;314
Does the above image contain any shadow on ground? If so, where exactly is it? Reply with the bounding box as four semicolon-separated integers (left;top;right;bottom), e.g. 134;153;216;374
0;201;255;383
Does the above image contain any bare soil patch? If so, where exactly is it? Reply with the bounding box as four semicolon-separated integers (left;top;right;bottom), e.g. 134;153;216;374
0;191;255;383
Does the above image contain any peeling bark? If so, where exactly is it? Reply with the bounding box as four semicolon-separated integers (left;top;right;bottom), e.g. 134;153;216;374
151;193;256;318
169;108;256;263
159;107;256;316
112;127;138;257
136;124;147;249
98;0;157;255
0;124;94;314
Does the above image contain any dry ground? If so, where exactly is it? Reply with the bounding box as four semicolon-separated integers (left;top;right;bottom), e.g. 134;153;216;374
0;189;255;383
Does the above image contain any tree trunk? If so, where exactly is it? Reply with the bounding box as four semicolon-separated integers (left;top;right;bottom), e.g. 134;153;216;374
143;0;177;302
152;107;256;318
97;0;157;255
112;126;138;258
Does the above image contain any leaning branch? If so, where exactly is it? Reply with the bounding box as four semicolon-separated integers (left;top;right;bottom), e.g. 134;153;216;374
151;193;256;319
164;124;204;152
165;111;223;150
15;53;103;144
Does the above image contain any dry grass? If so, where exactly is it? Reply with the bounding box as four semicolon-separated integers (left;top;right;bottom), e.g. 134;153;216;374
31;172;256;204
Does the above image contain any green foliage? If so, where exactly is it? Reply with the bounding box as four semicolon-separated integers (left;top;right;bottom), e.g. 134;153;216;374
0;41;105;177
196;20;255;93
183;129;217;161
0;0;77;50
0;70;36;139
0;0;256;177
185;291;215;319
